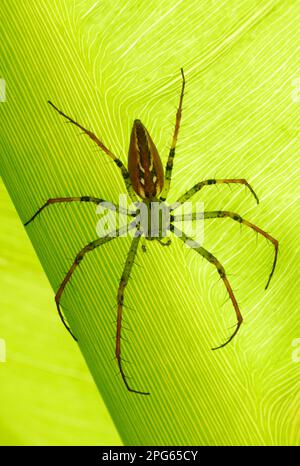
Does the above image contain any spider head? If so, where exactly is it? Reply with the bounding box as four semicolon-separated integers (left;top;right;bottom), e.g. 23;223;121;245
128;119;164;201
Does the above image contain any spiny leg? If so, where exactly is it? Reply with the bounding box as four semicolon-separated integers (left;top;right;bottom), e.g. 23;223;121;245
55;222;137;339
171;178;259;206
205;211;278;289
48;101;137;201
116;231;149;395
170;224;243;350
160;68;185;201
24;196;135;226
171;210;278;289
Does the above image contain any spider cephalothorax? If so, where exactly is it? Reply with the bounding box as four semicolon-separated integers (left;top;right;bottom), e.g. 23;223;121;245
25;69;278;395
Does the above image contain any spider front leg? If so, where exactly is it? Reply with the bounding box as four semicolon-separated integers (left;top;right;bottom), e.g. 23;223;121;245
116;230;149;395
160;68;185;202
54;222;136;339
171;210;278;289
48;101;138;202
24;196;135;226
173;178;259;206
170;224;243;350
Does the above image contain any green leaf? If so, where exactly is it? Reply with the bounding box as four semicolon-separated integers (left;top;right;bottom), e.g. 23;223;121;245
1;0;299;445
0;181;121;445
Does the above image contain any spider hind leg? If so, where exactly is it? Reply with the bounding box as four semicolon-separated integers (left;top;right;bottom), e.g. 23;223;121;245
170;224;243;349
56;300;77;341
116;231;150;395
172;210;278;289
54;223;136;345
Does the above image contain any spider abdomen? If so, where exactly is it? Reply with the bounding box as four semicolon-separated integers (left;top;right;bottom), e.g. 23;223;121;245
128;119;164;200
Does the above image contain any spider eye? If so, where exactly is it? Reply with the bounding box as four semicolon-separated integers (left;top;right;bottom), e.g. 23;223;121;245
128;120;164;200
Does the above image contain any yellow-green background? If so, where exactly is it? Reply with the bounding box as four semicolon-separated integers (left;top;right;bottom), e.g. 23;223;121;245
0;182;121;445
0;0;299;445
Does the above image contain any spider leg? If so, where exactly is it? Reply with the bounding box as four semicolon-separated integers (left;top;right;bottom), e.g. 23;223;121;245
169;224;243;350
55;221;137;340
141;238;147;253
24;196;135;226
204;211;278;289
160;68;185;201
156;238;172;247
171;210;278;289
116;230;150;395
171;178;259;206
48;101;137;201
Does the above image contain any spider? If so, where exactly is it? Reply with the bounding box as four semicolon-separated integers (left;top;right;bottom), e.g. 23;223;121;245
25;69;278;395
